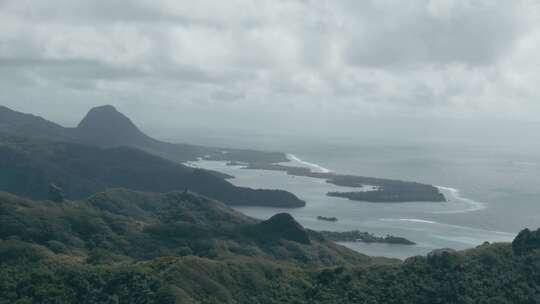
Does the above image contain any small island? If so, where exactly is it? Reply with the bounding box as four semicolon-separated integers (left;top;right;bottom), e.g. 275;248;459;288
317;216;338;222
327;185;446;203
318;230;416;245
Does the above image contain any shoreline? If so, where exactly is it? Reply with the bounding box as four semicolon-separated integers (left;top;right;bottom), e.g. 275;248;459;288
239;153;447;203
435;186;487;213
190;155;516;259
203;155;486;211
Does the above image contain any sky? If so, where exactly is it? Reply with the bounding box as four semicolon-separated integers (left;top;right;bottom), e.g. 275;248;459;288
1;0;539;148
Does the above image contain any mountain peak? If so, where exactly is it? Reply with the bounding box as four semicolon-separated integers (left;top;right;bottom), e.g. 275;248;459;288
255;213;311;244
79;105;124;123
76;105;149;147
89;104;118;113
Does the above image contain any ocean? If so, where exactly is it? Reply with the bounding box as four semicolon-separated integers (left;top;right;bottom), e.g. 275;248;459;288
180;133;540;259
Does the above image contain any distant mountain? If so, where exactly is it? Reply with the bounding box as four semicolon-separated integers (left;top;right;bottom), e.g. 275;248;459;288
0;134;305;207
75;105;153;147
0;105;303;207
0;105;288;164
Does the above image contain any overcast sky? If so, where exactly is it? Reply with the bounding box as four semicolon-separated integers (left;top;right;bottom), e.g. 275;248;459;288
1;0;539;147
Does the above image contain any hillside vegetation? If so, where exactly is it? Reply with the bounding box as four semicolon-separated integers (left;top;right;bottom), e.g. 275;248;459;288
0;134;304;208
1;190;540;303
0;189;381;303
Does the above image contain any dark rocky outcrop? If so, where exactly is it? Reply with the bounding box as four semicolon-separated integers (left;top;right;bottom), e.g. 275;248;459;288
253;213;311;244
512;228;540;256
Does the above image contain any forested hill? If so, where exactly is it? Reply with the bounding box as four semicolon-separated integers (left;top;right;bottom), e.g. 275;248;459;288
0;190;376;303
0;134;305;208
0;189;361;264
1;189;540;303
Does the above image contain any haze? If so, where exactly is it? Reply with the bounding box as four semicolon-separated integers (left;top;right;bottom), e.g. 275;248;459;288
1;0;539;151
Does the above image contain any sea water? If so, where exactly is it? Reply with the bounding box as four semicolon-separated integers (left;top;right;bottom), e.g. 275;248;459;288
186;136;540;259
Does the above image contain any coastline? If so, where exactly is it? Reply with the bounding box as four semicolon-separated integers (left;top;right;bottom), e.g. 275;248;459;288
435;186;487;213
189;157;516;259
240;153;447;203
213;153;487;214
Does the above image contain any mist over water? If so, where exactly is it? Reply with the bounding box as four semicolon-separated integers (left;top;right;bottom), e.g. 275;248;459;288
188;133;540;259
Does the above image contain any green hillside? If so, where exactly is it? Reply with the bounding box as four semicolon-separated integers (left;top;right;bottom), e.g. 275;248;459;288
1;189;539;303
0;134;304;208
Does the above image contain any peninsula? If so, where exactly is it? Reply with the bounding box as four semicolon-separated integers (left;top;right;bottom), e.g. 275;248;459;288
226;162;446;203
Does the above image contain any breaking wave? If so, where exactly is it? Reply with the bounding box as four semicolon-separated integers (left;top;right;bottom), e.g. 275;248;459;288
286;154;333;173
380;218;438;224
435;186;487;214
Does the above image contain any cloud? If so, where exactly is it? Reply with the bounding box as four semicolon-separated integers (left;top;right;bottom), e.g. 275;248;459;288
0;0;539;139
333;1;525;67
